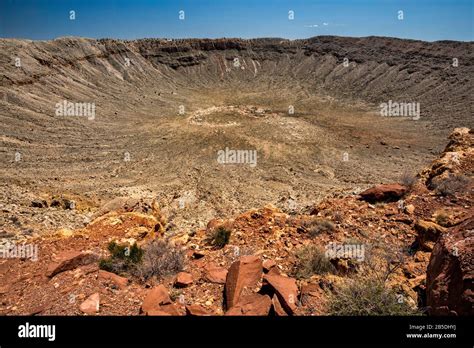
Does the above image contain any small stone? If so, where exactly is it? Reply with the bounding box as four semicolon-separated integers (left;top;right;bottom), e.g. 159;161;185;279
98;270;129;289
141;285;171;314
405;204;415;215
79;293;100;314
262;259;276;272
203;263;227;284
186;304;212;316
174;272;193;287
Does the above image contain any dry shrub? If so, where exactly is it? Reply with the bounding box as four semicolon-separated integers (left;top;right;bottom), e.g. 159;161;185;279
400;170;418;191
294;245;336;279
434;210;450;227
302;219;335;238
433;173;470;197
327;277;421;316
133;240;185;280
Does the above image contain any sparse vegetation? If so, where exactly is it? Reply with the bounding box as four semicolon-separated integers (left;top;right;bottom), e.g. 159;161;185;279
169;288;183;302
294;245;336;279
433;173;470;197
99;241;144;274
400;170;418;191
343;237;363;246
332;212;344;224
327;277;421;316
133;240;185;280
207;226;231;248
434;210;450;227
303;219;335;238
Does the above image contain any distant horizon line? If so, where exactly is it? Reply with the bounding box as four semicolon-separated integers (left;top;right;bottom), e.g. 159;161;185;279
1;34;473;44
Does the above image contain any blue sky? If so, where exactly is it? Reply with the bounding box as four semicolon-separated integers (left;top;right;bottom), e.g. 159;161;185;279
0;0;472;41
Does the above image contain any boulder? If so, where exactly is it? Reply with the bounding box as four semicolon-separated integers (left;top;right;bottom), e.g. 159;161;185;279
98;270;128;289
185;304;212;316
263;273;298;315
225;294;272;316
420;128;473;188
159;303;183;316
262;259;276;273
147;309;172;316
225;255;262;309
426;217;474;315
46;251;96;278
271;294;288;316
79;293;100;314
359;184;407;202
203;263;228;284
415;220;447;251
174;272;193;287
141;285;171;314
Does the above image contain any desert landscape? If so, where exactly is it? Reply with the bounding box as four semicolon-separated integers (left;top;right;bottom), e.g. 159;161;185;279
0;36;472;316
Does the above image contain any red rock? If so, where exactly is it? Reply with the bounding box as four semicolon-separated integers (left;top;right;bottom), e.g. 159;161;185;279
203;263;228;284
46;251;96;278
262;259;276;272
26;304;47;316
359;184;407;202
206;218;223;231
225;255;262;309
98;270;128;289
160;303;183;316
186;304;212;316
267;267;280;275
300;283;321;297
426;217;474;315
147;309;172;316
141;285;171;314
79;293;100;314
174;272;193;287
225;294;272;316
264;273;298;314
271;294;288;316
415;220;447;251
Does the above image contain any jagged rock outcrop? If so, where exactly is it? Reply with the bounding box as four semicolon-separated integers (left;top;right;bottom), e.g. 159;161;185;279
420;127;474;188
426;217;474;315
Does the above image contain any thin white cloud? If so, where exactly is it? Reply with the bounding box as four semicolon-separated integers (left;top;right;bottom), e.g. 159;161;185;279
304;22;346;29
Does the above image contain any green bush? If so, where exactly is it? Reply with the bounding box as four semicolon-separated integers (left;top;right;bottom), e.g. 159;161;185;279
327;277;421;316
99;241;144;274
208;226;231;248
107;241;144;263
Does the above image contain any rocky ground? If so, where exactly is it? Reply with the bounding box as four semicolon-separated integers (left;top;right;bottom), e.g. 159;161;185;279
1;36;473;238
0;127;471;316
0;36;472;316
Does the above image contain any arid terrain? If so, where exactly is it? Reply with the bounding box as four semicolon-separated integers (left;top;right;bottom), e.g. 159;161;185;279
0;36;472;316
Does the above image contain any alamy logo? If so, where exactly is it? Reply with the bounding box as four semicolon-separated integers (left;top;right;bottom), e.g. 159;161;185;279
55;100;95;120
325;243;365;262
380;100;420;120
217;147;257;167
0;242;38;261
18;322;55;341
